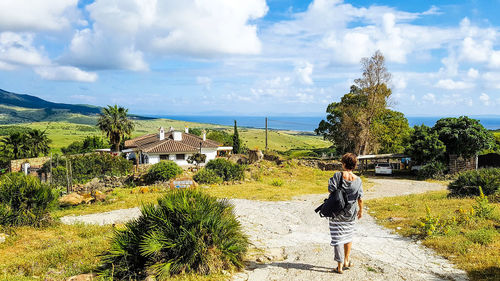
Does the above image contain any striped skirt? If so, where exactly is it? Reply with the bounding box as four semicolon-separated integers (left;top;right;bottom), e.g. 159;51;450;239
329;218;356;246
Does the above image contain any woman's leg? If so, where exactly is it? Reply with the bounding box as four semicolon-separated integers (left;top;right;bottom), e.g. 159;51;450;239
333;244;344;272
344;242;352;267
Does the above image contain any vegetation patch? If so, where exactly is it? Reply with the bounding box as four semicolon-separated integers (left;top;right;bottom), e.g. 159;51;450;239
99;189;248;280
0;173;58;227
193;168;223;184
448;168;500;197
204;158;244;182
366;190;500;281
146;160;183;183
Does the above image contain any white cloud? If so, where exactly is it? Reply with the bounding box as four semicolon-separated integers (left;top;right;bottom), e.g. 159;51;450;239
479;93;491;106
63;0;268;70
196;76;212;90
423;93;436;103
35;66;98;82
0;0;79;31
295;62;314;85
467;68;479;79
435;79;473;90
0;32;49;67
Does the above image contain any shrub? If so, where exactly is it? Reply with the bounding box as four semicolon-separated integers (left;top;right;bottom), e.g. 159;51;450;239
0;173;58;227
417;161;447;179
42;153;133;185
99;189;248;280
205;158;244;182
465;228;497;245
473;187;496;219
448;168;500;196
146;161;183;183
270;179;284;186
193;169;222;184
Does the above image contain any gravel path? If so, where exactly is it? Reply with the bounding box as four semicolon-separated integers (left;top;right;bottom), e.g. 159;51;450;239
61;178;468;281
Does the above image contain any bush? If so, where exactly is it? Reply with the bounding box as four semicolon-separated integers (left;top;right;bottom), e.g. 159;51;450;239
99;189;248;280
465;228;497;245
270;179;284;186
205;158;244;182
0;173;58;227
43;153;133;186
193;169;222;184
448;168;500;196
417;161;447;179
146;161;183;183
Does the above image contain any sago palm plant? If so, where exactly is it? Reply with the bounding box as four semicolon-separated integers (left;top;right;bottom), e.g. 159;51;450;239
99;189;248;280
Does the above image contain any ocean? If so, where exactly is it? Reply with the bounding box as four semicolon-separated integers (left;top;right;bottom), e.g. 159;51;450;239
151;115;500;132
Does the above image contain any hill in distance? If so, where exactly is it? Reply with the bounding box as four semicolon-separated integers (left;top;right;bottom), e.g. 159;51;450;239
0;88;151;125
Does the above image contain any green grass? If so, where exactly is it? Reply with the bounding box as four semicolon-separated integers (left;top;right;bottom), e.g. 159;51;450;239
366;191;500;281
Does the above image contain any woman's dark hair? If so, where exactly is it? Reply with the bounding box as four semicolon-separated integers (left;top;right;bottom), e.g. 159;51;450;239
341;153;357;170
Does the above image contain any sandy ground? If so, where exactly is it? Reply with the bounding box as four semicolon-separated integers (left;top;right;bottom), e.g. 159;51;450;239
61;178;468;281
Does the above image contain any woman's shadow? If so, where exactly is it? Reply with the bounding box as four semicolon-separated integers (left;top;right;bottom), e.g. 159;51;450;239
246;260;332;273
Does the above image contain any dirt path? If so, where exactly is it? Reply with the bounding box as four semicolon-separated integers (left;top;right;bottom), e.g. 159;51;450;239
61;178;468;281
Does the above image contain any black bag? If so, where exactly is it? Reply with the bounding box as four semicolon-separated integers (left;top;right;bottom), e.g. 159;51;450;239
315;172;348;217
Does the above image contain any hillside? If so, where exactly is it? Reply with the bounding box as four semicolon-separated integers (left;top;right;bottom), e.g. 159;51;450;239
0;88;102;124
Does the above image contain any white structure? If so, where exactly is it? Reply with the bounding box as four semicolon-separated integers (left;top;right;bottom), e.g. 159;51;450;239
124;127;232;166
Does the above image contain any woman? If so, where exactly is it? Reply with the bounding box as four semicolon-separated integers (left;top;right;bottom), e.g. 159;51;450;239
328;153;363;274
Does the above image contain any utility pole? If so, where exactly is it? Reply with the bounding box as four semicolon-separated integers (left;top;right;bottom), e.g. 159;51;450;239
265;117;268;151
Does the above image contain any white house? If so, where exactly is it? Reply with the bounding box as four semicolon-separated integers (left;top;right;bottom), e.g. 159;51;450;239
124;127;232;166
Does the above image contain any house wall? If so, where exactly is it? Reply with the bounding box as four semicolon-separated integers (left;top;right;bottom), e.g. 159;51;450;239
145;153;194;166
201;148;217;162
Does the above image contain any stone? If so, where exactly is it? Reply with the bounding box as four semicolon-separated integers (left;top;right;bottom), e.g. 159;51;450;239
92;190;106;202
0;233;8;243
248;149;264;163
66;273;97;281
59;193;84;206
81;193;94;204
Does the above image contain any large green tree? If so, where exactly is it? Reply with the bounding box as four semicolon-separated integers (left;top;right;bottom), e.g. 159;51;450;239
97;105;134;152
404;125;446;165
372;109;411;153
316;51;398;155
0;132;29;160
233;120;240;154
433;116;494;158
27;129;51;157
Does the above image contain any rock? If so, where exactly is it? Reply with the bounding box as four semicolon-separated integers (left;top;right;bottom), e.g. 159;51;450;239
81;193;93;204
92;190;106;202
248;149;264;163
66;273;97;281
0;233;8;243
59;193;84;206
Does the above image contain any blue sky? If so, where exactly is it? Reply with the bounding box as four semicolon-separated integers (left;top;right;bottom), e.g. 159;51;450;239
0;0;499;116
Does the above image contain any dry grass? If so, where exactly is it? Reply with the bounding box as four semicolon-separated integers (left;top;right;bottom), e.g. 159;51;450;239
366;191;500;281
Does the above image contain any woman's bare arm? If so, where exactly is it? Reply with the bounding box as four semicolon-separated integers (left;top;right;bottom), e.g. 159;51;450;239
357;198;363;219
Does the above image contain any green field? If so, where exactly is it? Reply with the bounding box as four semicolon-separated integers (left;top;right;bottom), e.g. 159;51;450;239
12;119;330;154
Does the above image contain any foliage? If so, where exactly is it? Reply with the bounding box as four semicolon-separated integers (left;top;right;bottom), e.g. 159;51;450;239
205;158;244;182
417;161;447;179
61;136;108;155
0;173;58;227
405;125;446;165
99;189;249;280
233;120;240;154
193;168;223;184
316;51;397;155
97;105;134;152
448;168;500;196
270;179;284;187
42;153;133;186
187;153;207;167
416;206;452;237
433;116;495;158
189;128;202;136
146;160;183;183
0;129;51;160
473;187;496;219
207;130;233;146
373;109;411;153
465;228;497;245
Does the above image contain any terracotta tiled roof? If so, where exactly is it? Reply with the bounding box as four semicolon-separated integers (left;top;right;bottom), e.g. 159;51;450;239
125;131;221;154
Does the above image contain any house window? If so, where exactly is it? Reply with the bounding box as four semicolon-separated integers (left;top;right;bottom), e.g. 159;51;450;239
160;154;169;160
176;154;185;160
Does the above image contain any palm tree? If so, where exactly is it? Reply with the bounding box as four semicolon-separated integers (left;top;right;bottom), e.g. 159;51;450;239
0;132;28;159
97;105;134;152
27;129;52;157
